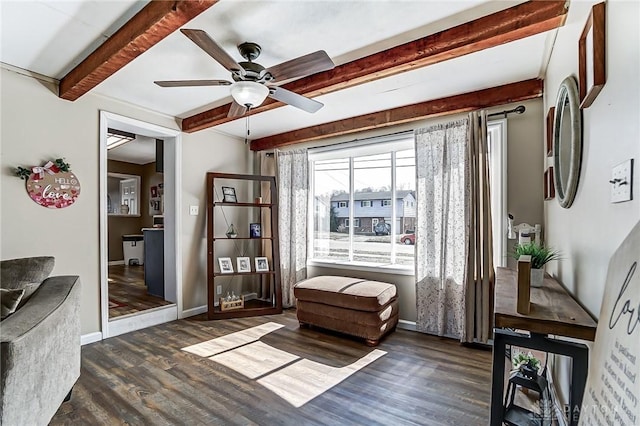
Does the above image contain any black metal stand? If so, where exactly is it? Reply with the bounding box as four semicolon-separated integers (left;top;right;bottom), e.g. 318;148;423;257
490;329;589;426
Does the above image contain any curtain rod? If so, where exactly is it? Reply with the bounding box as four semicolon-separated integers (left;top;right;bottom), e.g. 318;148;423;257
264;106;526;156
487;105;526;119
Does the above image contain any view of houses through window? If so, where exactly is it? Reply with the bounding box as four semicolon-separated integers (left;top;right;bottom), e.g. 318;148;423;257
309;121;506;271
310;136;415;267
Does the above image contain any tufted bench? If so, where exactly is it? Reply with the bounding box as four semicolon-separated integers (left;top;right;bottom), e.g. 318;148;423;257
293;276;398;346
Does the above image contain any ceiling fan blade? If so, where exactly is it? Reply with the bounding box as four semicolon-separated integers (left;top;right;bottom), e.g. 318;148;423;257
266;50;335;82
227;101;247;118
268;86;323;113
154;80;231;87
180;29;242;73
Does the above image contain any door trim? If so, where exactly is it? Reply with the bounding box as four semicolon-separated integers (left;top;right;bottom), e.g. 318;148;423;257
99;111;182;339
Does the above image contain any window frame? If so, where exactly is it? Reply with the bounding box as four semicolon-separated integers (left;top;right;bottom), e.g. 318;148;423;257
308;133;415;272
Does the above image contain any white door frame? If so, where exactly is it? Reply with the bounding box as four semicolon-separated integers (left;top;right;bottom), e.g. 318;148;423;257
99;111;182;339
488;119;508;267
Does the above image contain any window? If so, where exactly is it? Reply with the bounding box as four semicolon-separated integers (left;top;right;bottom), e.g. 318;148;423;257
488;120;508;267
309;134;415;269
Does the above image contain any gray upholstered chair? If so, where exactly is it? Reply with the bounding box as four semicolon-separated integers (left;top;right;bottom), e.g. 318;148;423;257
0;256;81;426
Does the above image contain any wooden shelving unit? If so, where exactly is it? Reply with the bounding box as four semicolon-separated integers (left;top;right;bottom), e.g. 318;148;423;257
206;172;282;320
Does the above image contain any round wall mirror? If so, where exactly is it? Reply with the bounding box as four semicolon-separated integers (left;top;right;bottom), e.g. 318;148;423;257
553;76;583;208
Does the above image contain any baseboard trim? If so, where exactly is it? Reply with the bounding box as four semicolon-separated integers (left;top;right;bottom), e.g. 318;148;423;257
81;331;103;345
397;319;417;331
108;260;125;266
181;305;207;318
107;305;177;338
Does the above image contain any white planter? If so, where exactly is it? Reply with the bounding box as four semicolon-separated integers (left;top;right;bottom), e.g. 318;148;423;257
530;268;544;288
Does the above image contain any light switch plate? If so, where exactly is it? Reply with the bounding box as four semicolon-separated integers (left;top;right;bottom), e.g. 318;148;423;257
610;159;633;203
189;205;199;215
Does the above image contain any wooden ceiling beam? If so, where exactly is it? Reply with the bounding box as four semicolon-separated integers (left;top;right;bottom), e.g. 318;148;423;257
249;78;543;151
182;0;567;133
59;0;218;101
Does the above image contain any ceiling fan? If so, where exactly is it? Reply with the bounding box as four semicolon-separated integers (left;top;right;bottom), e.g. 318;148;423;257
154;29;335;118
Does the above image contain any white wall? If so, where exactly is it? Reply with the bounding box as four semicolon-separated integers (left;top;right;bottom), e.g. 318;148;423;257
544;0;640;318
180;131;252;311
543;0;640;410
0;67;251;333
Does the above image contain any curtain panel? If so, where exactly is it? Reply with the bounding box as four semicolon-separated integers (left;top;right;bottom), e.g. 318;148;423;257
276;149;308;308
414;112;494;343
466;110;494;344
414;119;470;339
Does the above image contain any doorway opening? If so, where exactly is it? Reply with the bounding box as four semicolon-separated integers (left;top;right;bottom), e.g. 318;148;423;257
100;112;182;338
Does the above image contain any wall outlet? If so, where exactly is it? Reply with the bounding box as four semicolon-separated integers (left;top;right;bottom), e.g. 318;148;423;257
610;159;633;203
189;205;199;215
216;285;222;295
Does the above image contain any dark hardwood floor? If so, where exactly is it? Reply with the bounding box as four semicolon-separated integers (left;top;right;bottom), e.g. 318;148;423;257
109;264;172;318
51;310;492;425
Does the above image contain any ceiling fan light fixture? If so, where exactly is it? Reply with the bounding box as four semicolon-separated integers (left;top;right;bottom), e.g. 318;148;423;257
230;81;269;108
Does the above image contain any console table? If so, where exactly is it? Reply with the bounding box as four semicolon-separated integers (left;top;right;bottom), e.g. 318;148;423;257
490;267;597;426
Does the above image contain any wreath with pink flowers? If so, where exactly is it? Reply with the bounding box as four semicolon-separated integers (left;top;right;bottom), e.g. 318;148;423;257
15;158;81;209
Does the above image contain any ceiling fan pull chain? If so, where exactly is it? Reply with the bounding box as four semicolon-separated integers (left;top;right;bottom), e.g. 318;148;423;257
245;113;250;144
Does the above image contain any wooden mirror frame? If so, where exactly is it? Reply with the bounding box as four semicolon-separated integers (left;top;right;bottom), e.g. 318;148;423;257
553;76;583;209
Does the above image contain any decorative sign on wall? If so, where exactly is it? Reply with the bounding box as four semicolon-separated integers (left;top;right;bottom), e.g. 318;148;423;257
578;220;639;426
15;158;81;209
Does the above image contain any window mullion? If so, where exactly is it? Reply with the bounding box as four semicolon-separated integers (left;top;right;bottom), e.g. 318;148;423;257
349;157;354;262
390;151;397;264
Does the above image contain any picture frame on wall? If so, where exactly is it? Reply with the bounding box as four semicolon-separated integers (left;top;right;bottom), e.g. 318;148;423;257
237;257;251;273
546;106;555;157
255;257;269;272
544;167;555;201
218;257;234;274
578;2;606;108
221;186;237;203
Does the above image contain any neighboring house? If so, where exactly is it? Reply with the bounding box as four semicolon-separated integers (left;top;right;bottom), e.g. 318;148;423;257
330;190;416;234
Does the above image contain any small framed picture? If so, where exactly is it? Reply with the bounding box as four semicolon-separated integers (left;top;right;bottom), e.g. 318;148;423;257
249;223;262;238
218;257;234;274
237;257;251;273
221;186;237;203
255;257;269;272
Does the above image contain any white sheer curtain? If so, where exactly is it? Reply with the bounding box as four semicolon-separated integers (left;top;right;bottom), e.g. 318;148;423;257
414;119;469;339
276;149;308;308
414;112;494;343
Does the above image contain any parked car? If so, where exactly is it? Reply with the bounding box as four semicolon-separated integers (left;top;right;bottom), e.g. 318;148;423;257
401;232;415;245
374;222;391;235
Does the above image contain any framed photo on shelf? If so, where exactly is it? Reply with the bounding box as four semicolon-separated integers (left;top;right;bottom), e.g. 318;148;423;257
221;186;237;203
255;257;269;272
237;257;251;273
249;223;262;238
578;2;606;108
218;257;234;273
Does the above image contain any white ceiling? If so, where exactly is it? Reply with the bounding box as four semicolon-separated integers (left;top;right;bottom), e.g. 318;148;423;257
108;135;157;165
1;0;555;147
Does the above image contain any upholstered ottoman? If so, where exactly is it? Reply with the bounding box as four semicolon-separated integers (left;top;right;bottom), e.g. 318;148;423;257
294;276;398;346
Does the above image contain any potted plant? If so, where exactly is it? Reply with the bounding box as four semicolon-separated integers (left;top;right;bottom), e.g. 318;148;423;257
511;351;541;379
511;242;560;287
